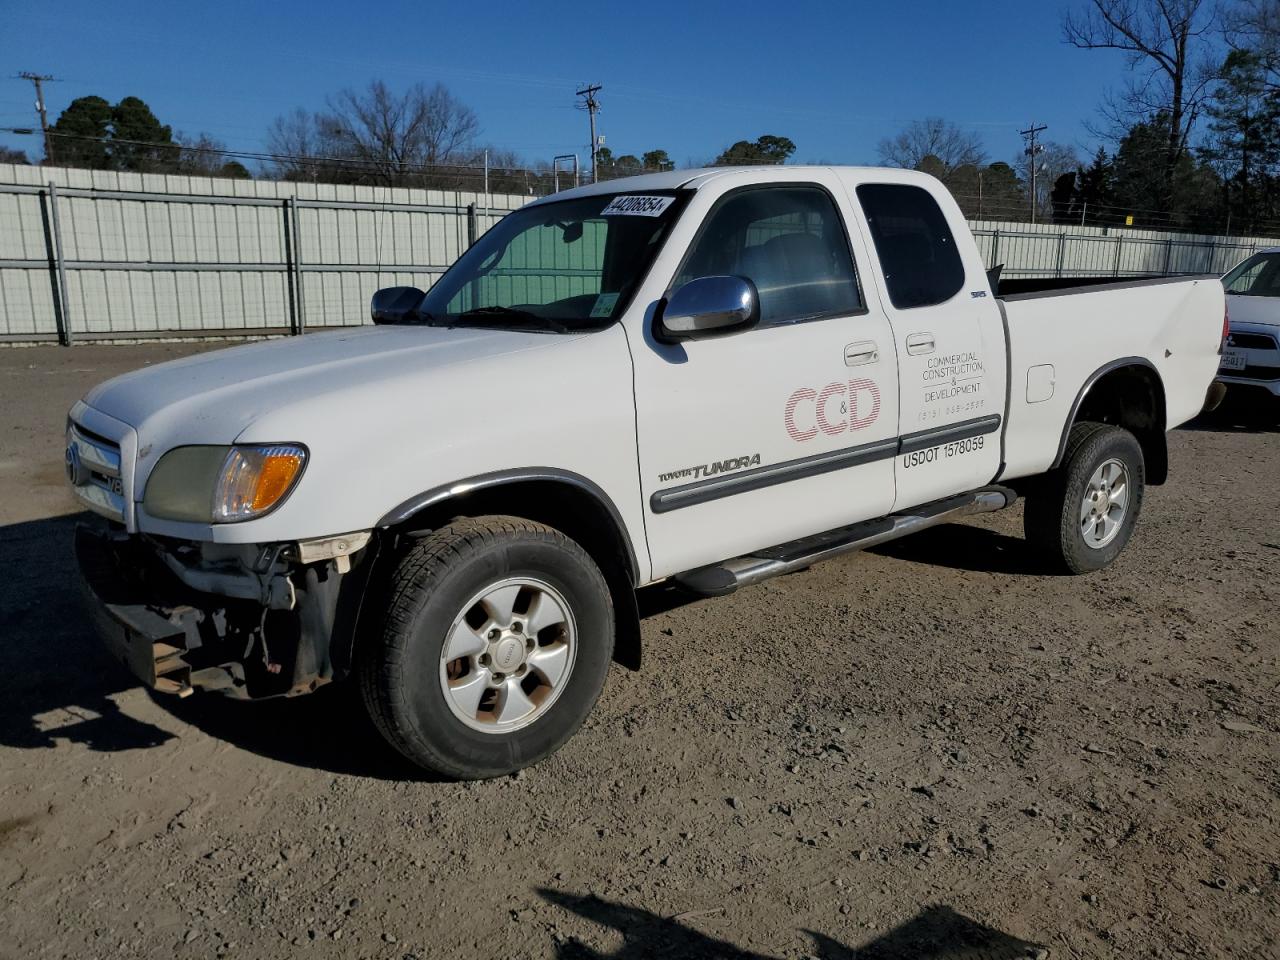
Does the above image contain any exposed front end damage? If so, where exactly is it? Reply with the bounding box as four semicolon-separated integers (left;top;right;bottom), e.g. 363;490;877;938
76;522;376;700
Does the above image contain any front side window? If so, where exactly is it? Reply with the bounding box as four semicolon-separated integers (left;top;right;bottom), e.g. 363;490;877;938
1224;252;1280;297
857;183;966;309
419;192;684;332
673;186;863;326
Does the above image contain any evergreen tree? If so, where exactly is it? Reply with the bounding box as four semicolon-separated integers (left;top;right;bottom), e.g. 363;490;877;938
48;96;113;169
109;96;176;172
1113;115;1177;224
1075;148;1117;224
49;95;181;173
1051;172;1078;224
641;149;671;171
974;162;1026;220
592;146;615;180
1202;49;1280;232
713;135;796;166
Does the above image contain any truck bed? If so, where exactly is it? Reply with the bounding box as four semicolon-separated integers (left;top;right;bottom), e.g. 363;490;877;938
997;274;1224;482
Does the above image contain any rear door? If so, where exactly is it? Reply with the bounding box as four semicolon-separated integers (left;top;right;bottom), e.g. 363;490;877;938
627;174;900;579
847;180;1006;509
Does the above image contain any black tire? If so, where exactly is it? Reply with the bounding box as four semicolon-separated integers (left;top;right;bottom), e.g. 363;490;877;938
359;516;614;779
1023;421;1145;574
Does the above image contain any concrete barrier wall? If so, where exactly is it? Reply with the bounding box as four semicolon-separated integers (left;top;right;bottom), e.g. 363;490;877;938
1;162;1276;344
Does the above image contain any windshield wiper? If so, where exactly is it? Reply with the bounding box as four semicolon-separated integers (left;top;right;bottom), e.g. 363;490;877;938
453;306;569;333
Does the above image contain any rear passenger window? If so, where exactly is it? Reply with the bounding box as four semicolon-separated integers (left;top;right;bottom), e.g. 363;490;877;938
856;184;965;309
674;186;862;326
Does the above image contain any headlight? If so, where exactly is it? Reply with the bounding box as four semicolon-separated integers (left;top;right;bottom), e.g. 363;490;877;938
144;444;308;523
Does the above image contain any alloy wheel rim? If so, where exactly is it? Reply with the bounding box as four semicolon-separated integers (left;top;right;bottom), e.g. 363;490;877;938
1079;457;1129;549
439;577;577;734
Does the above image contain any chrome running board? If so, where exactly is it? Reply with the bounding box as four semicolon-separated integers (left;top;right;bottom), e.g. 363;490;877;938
672;486;1017;597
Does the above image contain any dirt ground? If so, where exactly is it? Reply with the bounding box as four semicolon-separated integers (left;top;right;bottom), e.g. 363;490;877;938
0;342;1277;960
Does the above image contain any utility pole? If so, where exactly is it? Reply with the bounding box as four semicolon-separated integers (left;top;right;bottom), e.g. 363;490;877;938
1018;122;1049;226
17;72;57;165
575;84;602;183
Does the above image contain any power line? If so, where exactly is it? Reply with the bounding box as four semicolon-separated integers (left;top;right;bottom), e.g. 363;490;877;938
575;84;601;184
15;72;57;164
1019;122;1048;225
18;128;511;177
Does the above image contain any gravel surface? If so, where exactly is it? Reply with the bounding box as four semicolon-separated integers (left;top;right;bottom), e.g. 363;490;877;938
1;343;1277;959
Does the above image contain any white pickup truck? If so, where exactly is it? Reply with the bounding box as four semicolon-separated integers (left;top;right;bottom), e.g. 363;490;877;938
70;166;1226;778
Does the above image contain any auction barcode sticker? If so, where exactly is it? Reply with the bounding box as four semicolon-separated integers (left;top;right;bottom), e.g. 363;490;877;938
600;195;675;217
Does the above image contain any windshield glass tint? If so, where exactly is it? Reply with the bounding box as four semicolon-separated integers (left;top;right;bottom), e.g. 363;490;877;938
420;192;683;331
1224;252;1280;297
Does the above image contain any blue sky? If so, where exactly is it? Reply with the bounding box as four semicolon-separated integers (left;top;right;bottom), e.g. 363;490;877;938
1;0;1146;173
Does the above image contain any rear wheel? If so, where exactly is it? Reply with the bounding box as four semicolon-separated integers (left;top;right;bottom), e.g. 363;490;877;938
360;516;614;779
1024;422;1145;574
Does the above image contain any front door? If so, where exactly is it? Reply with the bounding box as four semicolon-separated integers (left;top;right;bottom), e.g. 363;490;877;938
629;176;900;579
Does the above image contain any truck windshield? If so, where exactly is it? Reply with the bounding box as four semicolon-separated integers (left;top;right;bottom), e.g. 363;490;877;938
1223;252;1280;298
418;191;686;332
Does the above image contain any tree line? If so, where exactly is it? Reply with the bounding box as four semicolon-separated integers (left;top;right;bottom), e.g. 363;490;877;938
9;77;797;194
878;1;1280;235
6;1;1276;234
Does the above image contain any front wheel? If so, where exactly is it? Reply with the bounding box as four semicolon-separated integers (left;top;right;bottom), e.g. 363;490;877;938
1024;422;1145;574
359;516;614;779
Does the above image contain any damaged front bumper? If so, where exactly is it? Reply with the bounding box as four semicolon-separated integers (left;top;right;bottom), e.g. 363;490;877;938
76;523;374;700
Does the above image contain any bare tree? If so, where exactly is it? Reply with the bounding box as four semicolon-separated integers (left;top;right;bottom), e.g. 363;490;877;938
1227;0;1280;88
265;81;479;186
265;108;329;181
1063;0;1219;205
877;118;988;178
171;133;251;179
318;80;478;184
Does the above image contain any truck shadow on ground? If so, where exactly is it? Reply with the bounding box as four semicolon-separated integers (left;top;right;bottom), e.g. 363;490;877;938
0;509;1061;779
0;513;178;755
0;512;419;779
869;523;1056;577
539;890;1045;959
1180;402;1280;434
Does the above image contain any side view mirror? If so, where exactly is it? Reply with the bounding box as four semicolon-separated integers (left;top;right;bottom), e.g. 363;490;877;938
657;275;760;341
371;286;426;324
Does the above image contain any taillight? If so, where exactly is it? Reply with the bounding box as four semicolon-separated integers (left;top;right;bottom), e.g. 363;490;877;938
1221;304;1230;352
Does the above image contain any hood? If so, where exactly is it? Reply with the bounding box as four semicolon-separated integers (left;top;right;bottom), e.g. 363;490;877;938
83;324;574;446
1227;293;1280;328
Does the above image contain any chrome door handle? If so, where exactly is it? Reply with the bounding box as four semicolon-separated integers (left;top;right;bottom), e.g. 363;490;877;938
906;332;935;355
844;340;879;366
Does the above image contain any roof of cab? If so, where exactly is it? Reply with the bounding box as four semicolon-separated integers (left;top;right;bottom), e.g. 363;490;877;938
525;165;938;207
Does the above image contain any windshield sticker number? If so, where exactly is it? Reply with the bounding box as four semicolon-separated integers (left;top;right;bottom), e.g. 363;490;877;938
590;292;620;318
600;195;675;217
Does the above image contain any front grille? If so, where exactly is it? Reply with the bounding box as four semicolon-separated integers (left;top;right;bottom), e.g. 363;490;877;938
1228;332;1279;350
66;423;125;521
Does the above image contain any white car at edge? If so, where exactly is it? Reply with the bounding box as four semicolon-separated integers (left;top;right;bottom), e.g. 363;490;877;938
1218;247;1280;407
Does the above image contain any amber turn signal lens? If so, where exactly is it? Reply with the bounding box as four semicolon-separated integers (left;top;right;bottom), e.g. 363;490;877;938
252;452;305;511
212;444;308;522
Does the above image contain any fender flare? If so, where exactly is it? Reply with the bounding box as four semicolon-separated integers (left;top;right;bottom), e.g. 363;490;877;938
377;467;642;586
1050;357;1163;470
